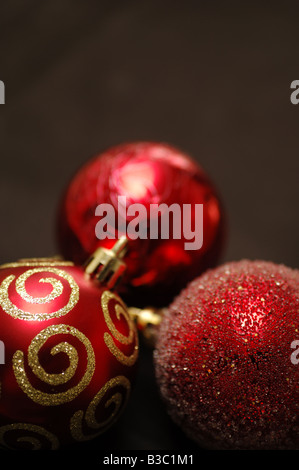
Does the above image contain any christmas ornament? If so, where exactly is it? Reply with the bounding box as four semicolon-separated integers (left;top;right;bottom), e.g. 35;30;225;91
0;239;138;450
154;260;299;450
57;141;225;307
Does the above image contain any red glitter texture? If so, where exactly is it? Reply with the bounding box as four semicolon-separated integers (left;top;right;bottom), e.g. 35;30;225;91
57;142;225;307
154;260;299;449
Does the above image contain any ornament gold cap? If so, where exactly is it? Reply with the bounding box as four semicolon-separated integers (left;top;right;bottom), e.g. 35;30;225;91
128;306;164;347
84;237;165;346
84;237;128;289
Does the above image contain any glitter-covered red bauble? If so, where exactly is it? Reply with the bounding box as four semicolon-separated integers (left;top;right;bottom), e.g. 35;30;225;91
0;258;138;450
57;142;225;307
154;260;299;450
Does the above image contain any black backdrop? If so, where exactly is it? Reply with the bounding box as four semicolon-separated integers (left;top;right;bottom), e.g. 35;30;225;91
0;0;298;452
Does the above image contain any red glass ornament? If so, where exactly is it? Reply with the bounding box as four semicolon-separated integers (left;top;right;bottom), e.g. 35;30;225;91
0;257;138;450
154;260;299;450
57;142;225;307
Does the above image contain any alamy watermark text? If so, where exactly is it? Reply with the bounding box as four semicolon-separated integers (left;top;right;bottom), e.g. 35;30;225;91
0;81;5;104
95;196;203;250
0;340;4;364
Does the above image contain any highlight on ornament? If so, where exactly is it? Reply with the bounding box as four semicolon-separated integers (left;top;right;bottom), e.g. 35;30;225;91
94;195;203;250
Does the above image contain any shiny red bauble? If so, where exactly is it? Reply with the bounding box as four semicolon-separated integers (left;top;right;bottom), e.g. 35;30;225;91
154;260;299;450
0;258;138;450
57;142;225;307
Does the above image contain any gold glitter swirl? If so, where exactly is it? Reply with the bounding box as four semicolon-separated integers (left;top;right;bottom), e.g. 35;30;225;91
101;291;138;366
0;423;59;450
0;258;74;269
0;267;79;321
12;324;95;406
70;376;131;441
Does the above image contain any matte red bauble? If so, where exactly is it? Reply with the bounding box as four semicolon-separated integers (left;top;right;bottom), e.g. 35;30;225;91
154;260;299;450
57;142;225;307
0;257;138;450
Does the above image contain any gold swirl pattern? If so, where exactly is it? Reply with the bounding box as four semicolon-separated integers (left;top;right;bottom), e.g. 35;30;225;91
0;267;79;321
0;258;74;269
0;423;59;450
101;291;138;366
70;376;131;441
12;324;96;406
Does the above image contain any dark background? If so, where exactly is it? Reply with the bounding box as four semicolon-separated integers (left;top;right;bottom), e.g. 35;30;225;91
0;0;298;452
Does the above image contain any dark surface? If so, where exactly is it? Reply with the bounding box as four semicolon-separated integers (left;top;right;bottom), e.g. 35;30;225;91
0;0;298;451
